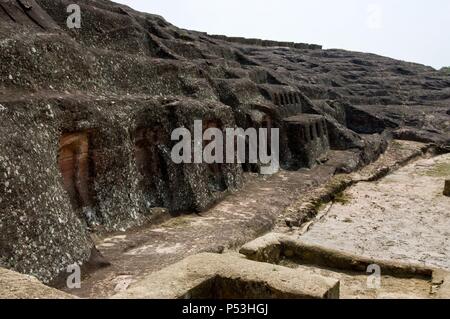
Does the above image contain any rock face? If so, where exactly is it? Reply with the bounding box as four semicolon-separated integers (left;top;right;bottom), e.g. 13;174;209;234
0;0;449;283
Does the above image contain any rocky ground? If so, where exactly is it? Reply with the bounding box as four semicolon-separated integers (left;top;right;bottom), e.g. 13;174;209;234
95;146;449;299
252;150;450;299
0;0;449;298
282;261;433;299
299;153;450;271
0;267;73;299
58;139;435;298
63;150;345;297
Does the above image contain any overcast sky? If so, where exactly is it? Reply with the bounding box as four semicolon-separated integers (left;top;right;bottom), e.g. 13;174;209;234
114;0;450;69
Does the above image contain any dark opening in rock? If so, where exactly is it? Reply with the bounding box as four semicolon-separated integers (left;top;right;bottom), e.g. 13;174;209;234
261;115;273;156
203;120;227;192
134;127;172;208
273;93;280;106
444;180;450;197
284;114;331;169
279;94;285;106
184;275;317;299
242;115;259;173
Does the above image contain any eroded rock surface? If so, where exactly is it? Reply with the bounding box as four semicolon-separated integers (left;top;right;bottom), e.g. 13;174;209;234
0;267;74;299
0;0;449;284
113;253;340;299
300;154;450;271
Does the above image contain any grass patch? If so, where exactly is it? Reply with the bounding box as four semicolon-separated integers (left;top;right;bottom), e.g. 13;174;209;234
390;140;405;149
333;191;352;205
423;162;450;177
162;216;192;228
440;66;450;75
313;201;327;212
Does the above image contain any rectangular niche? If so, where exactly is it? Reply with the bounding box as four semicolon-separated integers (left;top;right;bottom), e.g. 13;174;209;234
58;131;96;211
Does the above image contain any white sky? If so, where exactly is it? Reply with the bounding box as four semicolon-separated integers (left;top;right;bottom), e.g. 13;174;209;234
114;0;450;69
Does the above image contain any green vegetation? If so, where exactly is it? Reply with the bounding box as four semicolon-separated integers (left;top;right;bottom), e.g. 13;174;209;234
440;67;450;75
313;200;326;212
162;216;192;228
333;191;352;205
423;161;450;177
390;140;408;150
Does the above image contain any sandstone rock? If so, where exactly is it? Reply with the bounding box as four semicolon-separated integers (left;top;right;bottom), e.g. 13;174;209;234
432;270;450;299
0;267;75;299
241;233;434;278
113;253;340;299
0;0;449;283
239;233;286;263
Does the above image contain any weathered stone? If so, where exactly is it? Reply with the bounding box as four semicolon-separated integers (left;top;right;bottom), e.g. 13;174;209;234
113;253;340;299
432;270;450;299
239;233;285;263
0;0;449;285
0;267;75;299
241;233;435;278
58;131;97;225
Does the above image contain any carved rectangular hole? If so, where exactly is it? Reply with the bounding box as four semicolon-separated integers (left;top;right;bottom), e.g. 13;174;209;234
203;120;227;193
134;127;172;207
58;131;95;211
184;276;309;299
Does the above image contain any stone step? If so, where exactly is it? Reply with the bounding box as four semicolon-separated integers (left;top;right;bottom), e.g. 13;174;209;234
113;253;340;299
0;267;74;299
